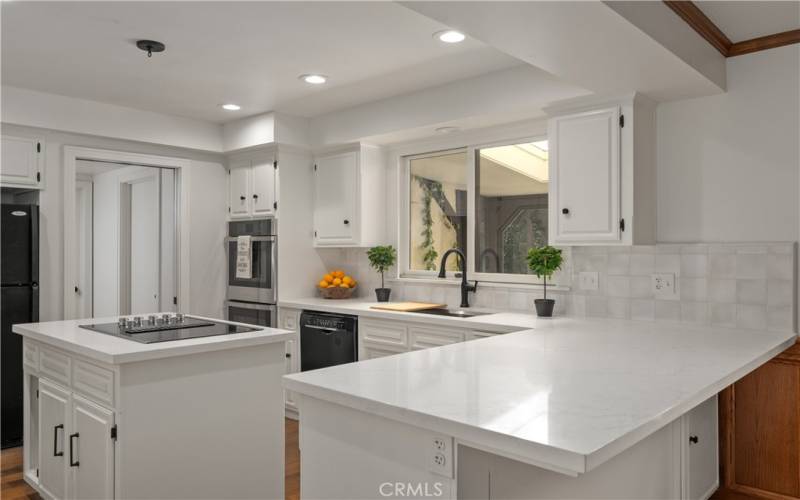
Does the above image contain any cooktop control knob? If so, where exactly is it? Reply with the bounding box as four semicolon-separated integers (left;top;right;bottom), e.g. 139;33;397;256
176;313;185;322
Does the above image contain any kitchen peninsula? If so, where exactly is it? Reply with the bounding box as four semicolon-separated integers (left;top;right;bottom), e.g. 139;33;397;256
283;309;796;499
13;314;293;500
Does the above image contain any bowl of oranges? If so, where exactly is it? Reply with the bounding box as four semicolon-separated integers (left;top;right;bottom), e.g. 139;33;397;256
318;270;357;299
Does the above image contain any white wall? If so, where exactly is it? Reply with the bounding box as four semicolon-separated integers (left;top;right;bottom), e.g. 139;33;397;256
2;86;223;152
656;45;800;243
187;160;228;319
1;123;228;321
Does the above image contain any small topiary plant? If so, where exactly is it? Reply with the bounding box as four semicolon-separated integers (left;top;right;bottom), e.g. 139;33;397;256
526;246;563;301
367;245;397;290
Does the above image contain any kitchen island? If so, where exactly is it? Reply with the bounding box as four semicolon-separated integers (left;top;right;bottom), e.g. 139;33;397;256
13;314;293;500
283;310;796;500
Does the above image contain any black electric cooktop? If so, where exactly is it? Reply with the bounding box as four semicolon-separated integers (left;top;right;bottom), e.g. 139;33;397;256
79;315;259;344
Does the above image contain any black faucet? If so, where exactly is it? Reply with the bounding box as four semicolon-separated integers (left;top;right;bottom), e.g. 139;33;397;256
437;248;477;308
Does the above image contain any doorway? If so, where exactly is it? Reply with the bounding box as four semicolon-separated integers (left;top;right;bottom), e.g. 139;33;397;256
65;147;189;320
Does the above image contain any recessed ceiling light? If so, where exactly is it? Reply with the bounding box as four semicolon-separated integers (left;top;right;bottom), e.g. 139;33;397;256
435;126;461;134
221;104;241;111
434;30;466;44
300;74;327;85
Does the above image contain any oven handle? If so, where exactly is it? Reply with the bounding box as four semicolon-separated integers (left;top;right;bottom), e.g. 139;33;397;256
225;301;276;311
225;236;276;243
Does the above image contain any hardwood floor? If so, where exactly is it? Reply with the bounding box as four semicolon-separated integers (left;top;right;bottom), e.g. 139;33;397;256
1;418;301;500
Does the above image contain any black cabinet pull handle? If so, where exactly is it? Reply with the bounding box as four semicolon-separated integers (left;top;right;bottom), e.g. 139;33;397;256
69;433;80;467
343;219;350;225
240;196;246;201
562;208;570;215
53;424;63;457
689;435;699;444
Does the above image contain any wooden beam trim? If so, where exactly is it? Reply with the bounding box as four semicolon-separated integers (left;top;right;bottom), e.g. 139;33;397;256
663;0;732;56
728;29;800;57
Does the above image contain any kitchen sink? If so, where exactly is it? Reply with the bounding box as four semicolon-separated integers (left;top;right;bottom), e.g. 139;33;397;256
411;308;492;318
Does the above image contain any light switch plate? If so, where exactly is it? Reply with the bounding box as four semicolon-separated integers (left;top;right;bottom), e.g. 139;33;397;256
652;273;676;298
579;272;599;291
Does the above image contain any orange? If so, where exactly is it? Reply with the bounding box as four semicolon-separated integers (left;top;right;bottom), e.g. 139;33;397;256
342;276;353;285
333;270;345;279
332;277;342;286
323;274;334;283
339;284;349;288
318;280;329;288
350;280;357;288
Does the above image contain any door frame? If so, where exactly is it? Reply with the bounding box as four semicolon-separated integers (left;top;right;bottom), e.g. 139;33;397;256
74;178;93;317
63;146;191;319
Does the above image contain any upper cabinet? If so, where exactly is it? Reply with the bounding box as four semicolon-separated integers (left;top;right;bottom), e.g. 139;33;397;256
228;148;277;219
546;94;655;246
1;135;44;189
313;144;385;247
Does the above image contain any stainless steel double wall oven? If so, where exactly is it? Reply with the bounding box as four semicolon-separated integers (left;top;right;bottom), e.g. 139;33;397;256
225;218;277;327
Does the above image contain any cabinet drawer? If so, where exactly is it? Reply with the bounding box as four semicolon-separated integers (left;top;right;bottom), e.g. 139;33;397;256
72;359;115;407
360;319;407;348
409;325;464;350
23;341;38;369
362;342;406;360
39;347;71;386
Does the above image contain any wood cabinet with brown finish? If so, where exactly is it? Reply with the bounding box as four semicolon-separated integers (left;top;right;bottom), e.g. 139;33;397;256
719;339;800;500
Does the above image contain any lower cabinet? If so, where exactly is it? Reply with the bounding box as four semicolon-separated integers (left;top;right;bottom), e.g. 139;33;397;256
71;396;115;500
38;379;69;500
718;339;800;499
279;308;301;414
33;378;115;500
685;396;718;500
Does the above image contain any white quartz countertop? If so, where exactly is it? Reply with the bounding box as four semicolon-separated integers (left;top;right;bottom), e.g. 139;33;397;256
279;297;551;332
13;314;294;365
283;305;796;475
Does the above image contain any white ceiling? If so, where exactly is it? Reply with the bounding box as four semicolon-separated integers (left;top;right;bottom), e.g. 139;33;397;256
0;1;523;123
696;1;800;42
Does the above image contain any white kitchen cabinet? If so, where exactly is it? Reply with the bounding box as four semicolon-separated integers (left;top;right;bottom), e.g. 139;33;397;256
251;158;276;217
408;324;465;350
228;148;276;219
228;161;251;218
684;396;718;500
38;379;69;500
313;144;385;247
71;395;115;500
278;307;301;415
546;94;655;246
1;135;44;189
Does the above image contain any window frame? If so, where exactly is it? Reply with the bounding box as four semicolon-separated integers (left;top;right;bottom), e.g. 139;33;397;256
398;133;560;286
400;147;468;280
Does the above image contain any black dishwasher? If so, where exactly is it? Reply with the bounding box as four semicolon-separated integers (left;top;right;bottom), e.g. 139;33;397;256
300;310;358;371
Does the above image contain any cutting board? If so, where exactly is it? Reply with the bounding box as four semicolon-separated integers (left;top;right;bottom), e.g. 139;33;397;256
370;302;447;312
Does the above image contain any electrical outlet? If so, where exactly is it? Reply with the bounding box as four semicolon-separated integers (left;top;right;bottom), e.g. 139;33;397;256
428;436;453;477
652;273;676;298
579;272;599;291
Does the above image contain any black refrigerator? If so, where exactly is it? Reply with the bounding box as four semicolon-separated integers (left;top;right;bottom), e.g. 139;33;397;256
1;203;38;449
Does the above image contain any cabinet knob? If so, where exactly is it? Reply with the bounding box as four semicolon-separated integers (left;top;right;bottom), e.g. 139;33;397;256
689;435;699;444
343;219;350;225
240;196;246;201
562;208;570;215
253;194;259;199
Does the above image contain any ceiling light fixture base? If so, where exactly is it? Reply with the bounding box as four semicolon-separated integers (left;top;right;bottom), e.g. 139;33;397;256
136;40;166;58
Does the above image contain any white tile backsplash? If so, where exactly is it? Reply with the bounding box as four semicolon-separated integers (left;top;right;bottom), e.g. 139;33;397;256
342;242;797;333
566;242;795;332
